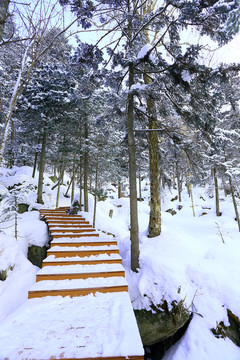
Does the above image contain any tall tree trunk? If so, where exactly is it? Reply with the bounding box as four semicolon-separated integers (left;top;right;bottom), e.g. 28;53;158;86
144;72;161;238
32;152;38;178
138;167;142;201
79;163;83;210
229;176;240;232
71;151;76;204
118;179;122;199
0;46;29;166
185;167;195;217
189;184;195;217
84;120;89;212
213;168;221;216
93;155;99;228
37;124;47;204
127;60;139;271
56;165;65;208
0;0;10;41
176;162;182;202
127;3;139;271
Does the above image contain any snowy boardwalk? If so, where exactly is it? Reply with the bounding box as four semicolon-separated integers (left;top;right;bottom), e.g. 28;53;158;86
0;207;144;360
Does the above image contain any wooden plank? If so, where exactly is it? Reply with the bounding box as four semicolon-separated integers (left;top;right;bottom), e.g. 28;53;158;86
51;233;100;239
50;240;117;247
47;249;120;258
45;215;83;219
28;285;128;298
42;259;122;267
51;228;96;233
40;209;67;215
40;210;66;213
45;218;84;222
48;224;93;228
47;220;90;224
36;270;125;281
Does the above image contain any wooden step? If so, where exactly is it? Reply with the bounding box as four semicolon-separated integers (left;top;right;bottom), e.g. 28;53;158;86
47;220;90;224
51;233;100;239
36;270;125;281
45;215;83;219
28;276;128;298
42;258;122;267
47;249;120;258
28;284;128;298
38;263;124;273
50;240;117;247
40;211;67;214
45;217;85;222
48;224;93;228
51;228;96;234
40;210;67;212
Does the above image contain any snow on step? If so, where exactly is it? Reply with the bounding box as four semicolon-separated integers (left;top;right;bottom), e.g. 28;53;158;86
42;253;123;266
50;238;117;246
38;263;125;274
30;276;127;291
0;293;144;359
36;263;125;281
28;276;128;298
48;244;118;252
51;233;100;239
44;253;122;262
37;263;125;276
49;225;93;229
45;215;83;219
51;228;95;233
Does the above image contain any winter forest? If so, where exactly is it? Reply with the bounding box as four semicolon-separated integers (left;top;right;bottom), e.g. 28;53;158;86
1;0;240;359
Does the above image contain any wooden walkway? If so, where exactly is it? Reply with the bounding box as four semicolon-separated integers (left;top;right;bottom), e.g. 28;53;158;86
25;207;144;360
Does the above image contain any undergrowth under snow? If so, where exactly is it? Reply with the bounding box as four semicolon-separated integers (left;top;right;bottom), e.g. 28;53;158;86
0;165;240;359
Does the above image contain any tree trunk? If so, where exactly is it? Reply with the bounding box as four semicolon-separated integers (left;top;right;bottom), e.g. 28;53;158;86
56;165;64;208
144;72;161;238
127;60;139;272
138;167;142;201
213;168;221;216
64;177;73;197
0;45;29;166
185;168;195;216
93;155;99;228
32;152;38;178
79;163;83;210
118;180;122;199
14;196;18;240
37;124;47;204
189;184;195;217
0;0;10;41
71;151;76;204
229;176;240;232
84;120;89;212
176;162;182;202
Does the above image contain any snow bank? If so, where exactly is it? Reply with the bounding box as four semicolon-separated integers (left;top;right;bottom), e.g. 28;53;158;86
0;233;38;322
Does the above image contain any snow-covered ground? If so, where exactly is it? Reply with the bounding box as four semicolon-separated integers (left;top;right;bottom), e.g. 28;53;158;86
0;166;240;359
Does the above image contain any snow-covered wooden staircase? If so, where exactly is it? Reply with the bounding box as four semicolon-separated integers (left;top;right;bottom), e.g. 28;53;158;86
24;207;144;360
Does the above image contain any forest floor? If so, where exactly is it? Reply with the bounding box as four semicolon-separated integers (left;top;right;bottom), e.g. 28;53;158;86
0;165;240;360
